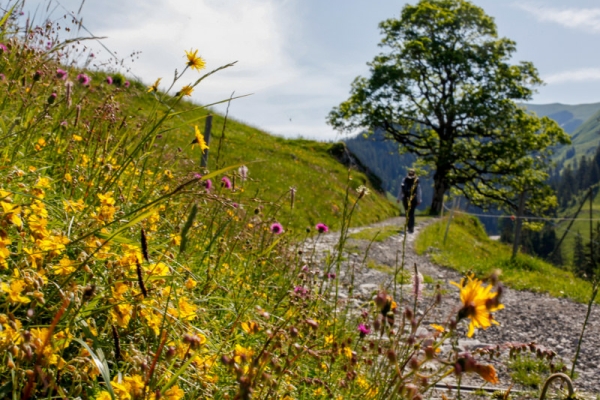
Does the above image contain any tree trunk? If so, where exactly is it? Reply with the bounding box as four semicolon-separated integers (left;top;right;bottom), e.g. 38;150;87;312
429;173;448;215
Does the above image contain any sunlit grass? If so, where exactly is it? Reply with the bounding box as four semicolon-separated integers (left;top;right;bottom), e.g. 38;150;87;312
415;215;598;303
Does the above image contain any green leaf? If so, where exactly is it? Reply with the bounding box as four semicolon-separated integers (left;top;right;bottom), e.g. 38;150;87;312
73;339;116;400
179;204;198;254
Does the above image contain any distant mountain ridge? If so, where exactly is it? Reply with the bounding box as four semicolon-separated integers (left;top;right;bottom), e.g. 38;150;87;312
520;102;600;134
521;102;600;165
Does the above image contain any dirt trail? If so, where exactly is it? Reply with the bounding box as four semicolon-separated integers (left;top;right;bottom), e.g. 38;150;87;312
303;217;600;397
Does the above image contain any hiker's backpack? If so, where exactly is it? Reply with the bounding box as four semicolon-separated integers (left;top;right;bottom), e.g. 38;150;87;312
402;177;419;199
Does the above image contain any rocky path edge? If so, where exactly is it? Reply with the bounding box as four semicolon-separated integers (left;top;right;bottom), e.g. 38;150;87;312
302;217;600;397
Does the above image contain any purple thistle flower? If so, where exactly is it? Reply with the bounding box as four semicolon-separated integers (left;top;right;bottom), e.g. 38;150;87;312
270;222;284;234
124;81;130;88
0;43;7;54
358;324;371;338
221;176;232;189
106;76;113;84
77;73;91;86
193;173;202;180
56;68;68;80
327;272;336;280
204;179;212;190
316;223;329;234
0;74;5;81
294;286;308;297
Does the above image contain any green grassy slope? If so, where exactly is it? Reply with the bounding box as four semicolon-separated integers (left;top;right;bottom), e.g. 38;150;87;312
415;215;598;304
554;107;600;164
85;71;398;235
555;189;600;264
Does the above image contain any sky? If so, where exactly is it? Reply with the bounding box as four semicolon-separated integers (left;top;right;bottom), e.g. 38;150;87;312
25;0;600;141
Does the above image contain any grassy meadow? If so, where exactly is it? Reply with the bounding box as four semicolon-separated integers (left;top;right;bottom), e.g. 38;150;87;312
415;214;599;304
0;4;570;399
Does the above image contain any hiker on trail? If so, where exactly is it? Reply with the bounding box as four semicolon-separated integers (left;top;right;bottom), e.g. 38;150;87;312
398;169;421;234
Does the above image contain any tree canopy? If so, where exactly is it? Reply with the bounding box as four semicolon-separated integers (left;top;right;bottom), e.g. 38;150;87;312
328;0;570;215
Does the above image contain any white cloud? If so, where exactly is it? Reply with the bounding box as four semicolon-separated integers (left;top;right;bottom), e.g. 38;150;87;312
516;3;600;33
544;68;600;84
33;0;364;141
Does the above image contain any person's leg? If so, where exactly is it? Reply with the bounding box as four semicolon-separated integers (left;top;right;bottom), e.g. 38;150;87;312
402;198;411;230
408;201;417;233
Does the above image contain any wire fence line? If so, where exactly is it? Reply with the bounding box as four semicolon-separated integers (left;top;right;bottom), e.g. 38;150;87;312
442;204;600;222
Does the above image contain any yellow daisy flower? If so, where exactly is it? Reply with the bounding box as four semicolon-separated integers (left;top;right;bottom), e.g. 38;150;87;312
451;275;504;337
178;85;194;97
185;49;206;71
191;125;209;153
147;77;162;93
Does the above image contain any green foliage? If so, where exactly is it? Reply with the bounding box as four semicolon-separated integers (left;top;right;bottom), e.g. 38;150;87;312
508;354;566;389
349;225;403;242
328;0;570;215
366;259;413;283
415;215;600;303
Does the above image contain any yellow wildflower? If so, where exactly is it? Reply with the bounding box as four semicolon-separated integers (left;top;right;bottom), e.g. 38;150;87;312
112;282;129;301
146;262;169;276
28;214;48;238
123;374;145;398
97;192;116;206
164;385;185;400
234;344;254;364
184;277;197;289
1;201;22;227
175;297;197;321
72;134;83;141
2;280;30;304
111;303;133;328
0;235;11;269
147;77;162;92
178;85;193;97
63;199;85;213
342;346;353;359
37;236;66;256
52;257;76;275
185;49;206;71
241;321;260;334
451;275;504;337
192;125;209;153
95;392;112;400
35;138;46;151
35;177;51;188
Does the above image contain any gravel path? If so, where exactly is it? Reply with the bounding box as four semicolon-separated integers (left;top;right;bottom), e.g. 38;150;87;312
303;217;600;398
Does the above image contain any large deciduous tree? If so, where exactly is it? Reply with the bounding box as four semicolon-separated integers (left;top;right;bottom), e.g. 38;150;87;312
328;0;570;215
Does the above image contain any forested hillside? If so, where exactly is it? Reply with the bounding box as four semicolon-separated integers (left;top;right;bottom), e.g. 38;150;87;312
344;129;432;210
344;103;600;216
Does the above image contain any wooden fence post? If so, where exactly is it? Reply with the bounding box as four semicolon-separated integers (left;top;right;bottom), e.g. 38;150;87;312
512;191;526;259
200;115;213;168
443;197;458;246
